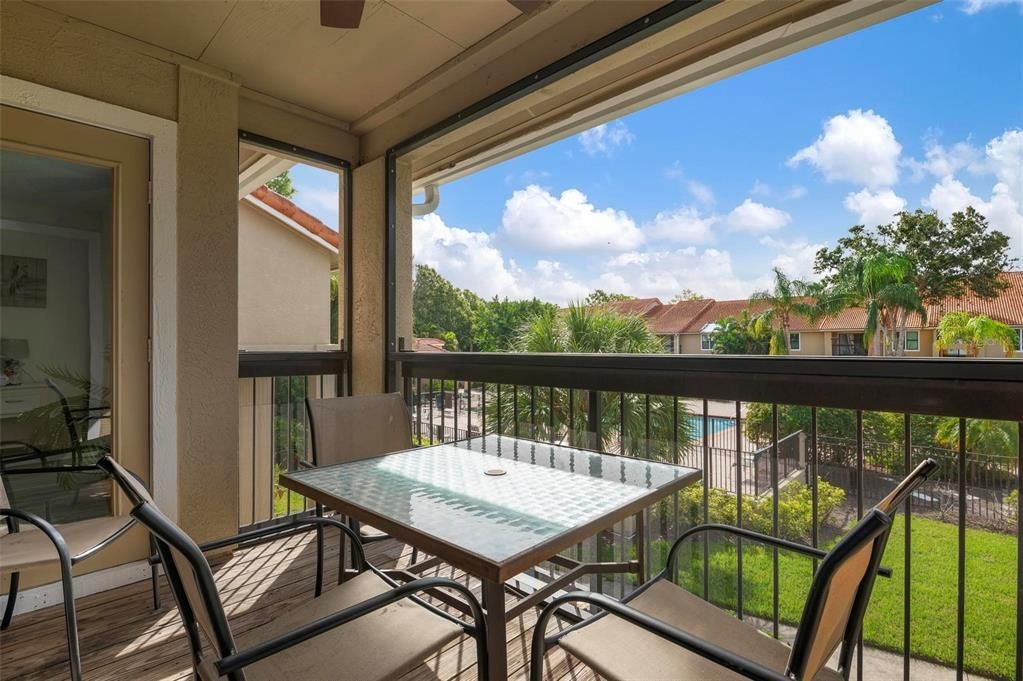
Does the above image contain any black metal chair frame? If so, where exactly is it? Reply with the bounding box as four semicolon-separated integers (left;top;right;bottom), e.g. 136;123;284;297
98;457;490;681
530;458;939;681
303;394;420;594
0;463;136;681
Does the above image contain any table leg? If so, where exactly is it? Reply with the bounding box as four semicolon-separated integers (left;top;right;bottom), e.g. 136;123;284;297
482;578;508;681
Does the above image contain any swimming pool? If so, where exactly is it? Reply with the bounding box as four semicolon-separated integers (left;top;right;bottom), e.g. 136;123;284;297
686;415;735;440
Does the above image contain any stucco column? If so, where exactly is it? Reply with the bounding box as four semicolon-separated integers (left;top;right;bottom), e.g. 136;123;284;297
175;66;240;542
350;155;413;394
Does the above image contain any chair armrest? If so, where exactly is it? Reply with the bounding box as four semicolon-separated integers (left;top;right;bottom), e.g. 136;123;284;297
0;507;72;565
149;515;367;570
215;576;486;676
0;464;103;476
666;524;891;579
297;460;316;470
529;591;789;681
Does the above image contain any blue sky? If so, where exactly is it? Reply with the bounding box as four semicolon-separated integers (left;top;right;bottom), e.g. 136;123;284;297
292;0;1023;305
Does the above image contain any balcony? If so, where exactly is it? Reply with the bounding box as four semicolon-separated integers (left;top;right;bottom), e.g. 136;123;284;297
3;353;1019;680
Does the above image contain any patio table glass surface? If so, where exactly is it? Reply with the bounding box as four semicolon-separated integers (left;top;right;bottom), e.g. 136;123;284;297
283;434;697;565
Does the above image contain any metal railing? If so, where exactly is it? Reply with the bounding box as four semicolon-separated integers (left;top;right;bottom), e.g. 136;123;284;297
237;351;348;530
396;351;1022;681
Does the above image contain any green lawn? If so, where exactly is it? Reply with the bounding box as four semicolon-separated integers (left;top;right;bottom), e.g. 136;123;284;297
669;517;1016;679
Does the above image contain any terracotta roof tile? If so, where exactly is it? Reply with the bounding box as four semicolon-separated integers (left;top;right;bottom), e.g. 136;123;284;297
684;299;818;333
924;271;1023;326
414;337;447;352
646;299;714;334
607;297;663;317
251;186;339;250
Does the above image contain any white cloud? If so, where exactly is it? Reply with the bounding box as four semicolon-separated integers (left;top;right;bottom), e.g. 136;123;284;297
413;213;520;299
578;121;635;156
905;138;982;181
788;109;902;187
784;185;808;200
960;0;1022;14
500;184;642;252
292;187;339;229
664;161;684;181
924;176;1023;263
760;236;826;280
688;180;715;206
843;188;907;226
597;248;756;300
983;129;1023;201
725;198;791;234
643;206;718;244
750;180;771;196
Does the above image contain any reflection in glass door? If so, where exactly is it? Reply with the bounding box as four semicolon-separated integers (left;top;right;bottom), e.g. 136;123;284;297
0;105;150;545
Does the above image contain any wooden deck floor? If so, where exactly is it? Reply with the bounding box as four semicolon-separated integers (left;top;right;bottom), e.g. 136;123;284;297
0;528;599;681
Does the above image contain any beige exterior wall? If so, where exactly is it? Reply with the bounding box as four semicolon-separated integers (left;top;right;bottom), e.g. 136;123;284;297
237;201;335;348
792;331;826;356
680;333;706;354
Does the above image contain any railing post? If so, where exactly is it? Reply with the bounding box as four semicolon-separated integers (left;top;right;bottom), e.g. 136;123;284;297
587;390;602;452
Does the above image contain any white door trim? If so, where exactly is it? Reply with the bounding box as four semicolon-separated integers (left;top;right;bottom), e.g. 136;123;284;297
1;75;179;522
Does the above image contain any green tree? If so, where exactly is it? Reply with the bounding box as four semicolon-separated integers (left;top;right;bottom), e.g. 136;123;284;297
935;419;1018;457
749;268;821;354
934;312;1017;357
264;170;296;198
583;290;632;306
823;251;926;356
710;308;771;355
329;272;339;344
412;264;473;350
469;297;558;352
486;305;693;455
670;289;705;303
815;208;1014;305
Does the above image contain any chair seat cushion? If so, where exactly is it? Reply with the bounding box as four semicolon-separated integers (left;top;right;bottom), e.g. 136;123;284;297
220;570;464;681
559;580;843;681
0;515;132;573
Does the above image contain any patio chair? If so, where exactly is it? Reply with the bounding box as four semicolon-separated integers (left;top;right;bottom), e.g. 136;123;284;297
97;455;489;681
530;458;938;681
305;392;421;582
0;462;136;681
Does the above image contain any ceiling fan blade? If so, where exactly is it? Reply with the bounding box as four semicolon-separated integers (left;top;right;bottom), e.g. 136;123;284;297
507;0;545;13
321;0;365;29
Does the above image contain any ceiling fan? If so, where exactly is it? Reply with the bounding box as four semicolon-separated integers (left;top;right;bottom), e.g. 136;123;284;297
320;0;544;30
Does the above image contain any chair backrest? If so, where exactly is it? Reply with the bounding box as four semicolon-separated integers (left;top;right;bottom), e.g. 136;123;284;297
787;458;937;680
305;393;413;467
96;455;154;506
100;456;237;670
874;458;939;515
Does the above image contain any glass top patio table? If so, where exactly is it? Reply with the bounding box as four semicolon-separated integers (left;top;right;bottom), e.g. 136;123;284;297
281;435;700;582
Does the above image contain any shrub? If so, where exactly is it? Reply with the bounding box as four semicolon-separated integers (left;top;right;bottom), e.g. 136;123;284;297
672;478;845;543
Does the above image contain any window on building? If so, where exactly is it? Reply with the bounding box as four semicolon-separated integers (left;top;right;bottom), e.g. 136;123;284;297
661;335;676;353
832;333;867;356
1016;328;1022;352
789;333;801;351
700;334;713;351
904;330;919;351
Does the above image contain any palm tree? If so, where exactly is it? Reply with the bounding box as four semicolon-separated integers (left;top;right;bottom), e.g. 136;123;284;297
934;312;1017;357
935;418;1018;457
823;252;926;356
749;268;820;354
710;308;772;354
485;305;694;456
